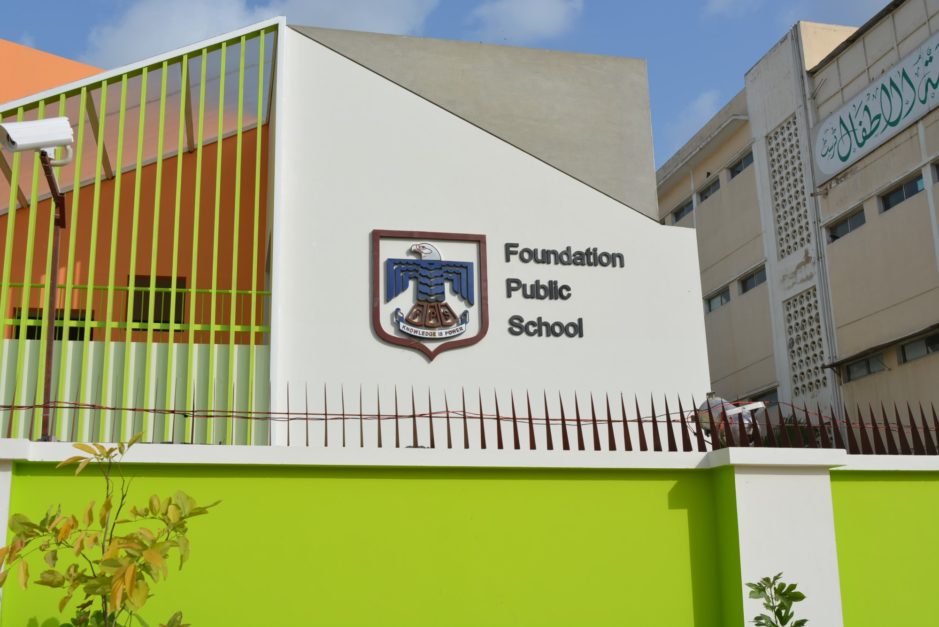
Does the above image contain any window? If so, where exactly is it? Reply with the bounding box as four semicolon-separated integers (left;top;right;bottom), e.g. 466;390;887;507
705;287;730;313
729;151;753;179
130;276;186;326
900;332;939;363
672;198;693;223
881;175;924;212
828;209;865;242
12;308;90;341
739;266;767;294
844;354;885;382
698;179;720;203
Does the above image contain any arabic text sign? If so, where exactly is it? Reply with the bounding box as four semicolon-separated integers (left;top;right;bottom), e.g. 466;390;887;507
814;30;939;177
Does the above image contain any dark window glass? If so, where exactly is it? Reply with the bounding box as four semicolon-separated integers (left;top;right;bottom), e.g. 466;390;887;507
901;332;939;363
881;175;924;212
705;287;731;313
844;355;885;381
130;276;186;326
672;199;694;223
698;179;720;203
729;151;753;179
828;209;866;242
740;267;767;293
12;309;89;341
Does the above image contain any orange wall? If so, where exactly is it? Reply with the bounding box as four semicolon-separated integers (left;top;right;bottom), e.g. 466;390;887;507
0;40;100;104
0;126;269;344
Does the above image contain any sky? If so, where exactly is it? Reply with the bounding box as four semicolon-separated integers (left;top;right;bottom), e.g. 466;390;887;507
1;0;888;166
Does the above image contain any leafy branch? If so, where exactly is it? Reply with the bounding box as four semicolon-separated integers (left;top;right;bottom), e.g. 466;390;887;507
0;435;218;627
746;573;808;627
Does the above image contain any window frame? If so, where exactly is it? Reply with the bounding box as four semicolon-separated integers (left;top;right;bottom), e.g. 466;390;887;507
728;151;753;179
844;354;886;382
698;178;721;203
128;275;187;327
900;332;939;364
11;308;91;341
880;174;924;213
671;198;694;224
739;266;767;294
704;287;731;313
827;208;866;243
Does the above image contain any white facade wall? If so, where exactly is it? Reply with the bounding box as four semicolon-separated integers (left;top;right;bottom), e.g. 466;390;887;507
270;31;711;444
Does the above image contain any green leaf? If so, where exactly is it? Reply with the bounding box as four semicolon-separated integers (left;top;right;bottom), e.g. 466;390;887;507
74;458;92;476
44;550;59;568
36;569;66;588
72;443;97;456
56;455;86;469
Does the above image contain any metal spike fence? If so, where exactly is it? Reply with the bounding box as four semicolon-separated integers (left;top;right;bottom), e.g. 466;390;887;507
3;387;939;455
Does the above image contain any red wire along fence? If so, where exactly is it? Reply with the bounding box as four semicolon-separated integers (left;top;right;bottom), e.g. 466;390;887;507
5;387;939;455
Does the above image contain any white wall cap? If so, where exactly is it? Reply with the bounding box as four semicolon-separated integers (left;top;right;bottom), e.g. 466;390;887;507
706;447;848;469
7;440;938;472
8;440;712;470
835;455;939;472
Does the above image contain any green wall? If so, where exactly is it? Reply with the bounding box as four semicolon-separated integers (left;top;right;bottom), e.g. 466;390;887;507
3;463;733;627
831;471;939;627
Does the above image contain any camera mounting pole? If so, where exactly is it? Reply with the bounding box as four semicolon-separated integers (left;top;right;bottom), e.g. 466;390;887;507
37;150;66;441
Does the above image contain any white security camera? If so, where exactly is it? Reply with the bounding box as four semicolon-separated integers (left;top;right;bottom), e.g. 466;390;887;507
0;117;74;165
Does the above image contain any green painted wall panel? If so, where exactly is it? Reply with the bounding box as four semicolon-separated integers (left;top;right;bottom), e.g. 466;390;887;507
711;465;742;627
2;465;729;626
831;471;939;627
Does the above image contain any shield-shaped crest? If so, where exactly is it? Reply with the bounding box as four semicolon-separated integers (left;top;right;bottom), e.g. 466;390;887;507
372;229;488;360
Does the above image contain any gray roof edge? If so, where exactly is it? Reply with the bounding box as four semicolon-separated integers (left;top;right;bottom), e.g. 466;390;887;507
289;25;657;223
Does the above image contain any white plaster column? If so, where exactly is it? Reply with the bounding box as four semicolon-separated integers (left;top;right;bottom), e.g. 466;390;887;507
712;448;846;626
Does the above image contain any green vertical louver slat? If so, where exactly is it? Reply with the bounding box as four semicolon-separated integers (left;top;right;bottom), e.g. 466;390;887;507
31;95;68;433
99;75;129;442
141;62;170;442
225;37;247;445
54;89;87;441
76;81;109;440
184;51;208;442
14;100;46;438
119;68;149;441
0;108;24;438
206;42;228;444
164;54;190;442
247;32;266;445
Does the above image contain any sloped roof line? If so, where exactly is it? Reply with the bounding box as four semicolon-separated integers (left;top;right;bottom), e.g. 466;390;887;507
290;25;655;223
1;17;285;112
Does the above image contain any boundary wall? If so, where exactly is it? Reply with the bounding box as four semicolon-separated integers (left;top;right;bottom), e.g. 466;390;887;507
0;443;935;626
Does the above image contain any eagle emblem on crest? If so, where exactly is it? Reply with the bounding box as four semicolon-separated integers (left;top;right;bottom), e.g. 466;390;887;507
386;242;474;339
372;230;488;359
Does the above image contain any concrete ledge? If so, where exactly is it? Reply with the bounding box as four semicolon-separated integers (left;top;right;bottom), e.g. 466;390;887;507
835;455;939;472
707;446;848;469
5;440;712;470
4;440;937;471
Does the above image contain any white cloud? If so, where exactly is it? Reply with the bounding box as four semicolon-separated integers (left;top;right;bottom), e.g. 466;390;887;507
704;0;763;18
18;33;36;48
468;0;583;45
82;0;439;68
661;89;722;162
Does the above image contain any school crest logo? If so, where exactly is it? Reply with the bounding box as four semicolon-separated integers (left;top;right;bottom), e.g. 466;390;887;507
372;229;488;360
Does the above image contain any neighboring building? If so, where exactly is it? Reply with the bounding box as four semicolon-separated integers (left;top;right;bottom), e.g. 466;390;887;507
658;0;939;412
0;20;708;447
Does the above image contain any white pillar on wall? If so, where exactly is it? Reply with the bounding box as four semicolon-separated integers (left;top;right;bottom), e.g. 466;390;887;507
713;448;846;626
